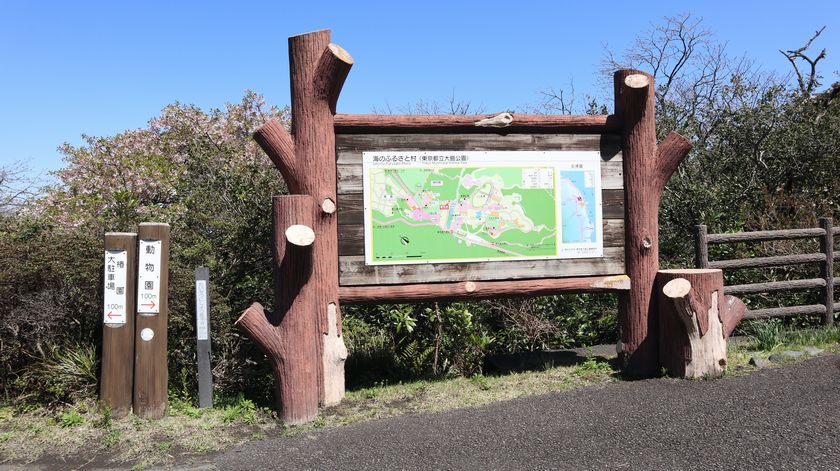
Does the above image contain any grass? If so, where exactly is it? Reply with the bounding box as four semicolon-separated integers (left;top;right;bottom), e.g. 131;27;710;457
1;325;836;468
724;322;840;373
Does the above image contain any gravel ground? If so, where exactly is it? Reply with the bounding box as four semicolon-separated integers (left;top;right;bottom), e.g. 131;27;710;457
214;354;840;470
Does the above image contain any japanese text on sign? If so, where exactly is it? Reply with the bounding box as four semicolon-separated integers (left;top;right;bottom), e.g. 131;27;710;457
137;239;162;314
195;279;209;340
103;249;128;325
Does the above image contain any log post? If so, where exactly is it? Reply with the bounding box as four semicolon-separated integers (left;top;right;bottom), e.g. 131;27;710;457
819;217;834;326
250;30;353;412
656;269;746;378
236;195;319;424
100;232;137;418
614;70;693;377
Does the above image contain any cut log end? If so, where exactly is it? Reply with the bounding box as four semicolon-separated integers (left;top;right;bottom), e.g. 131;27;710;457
663;278;692;298
624;74;650;89
327;43;354;65
285;225;316;247
321;198;337;214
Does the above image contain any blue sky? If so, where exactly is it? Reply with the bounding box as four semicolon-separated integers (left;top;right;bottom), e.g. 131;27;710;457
1;1;837;179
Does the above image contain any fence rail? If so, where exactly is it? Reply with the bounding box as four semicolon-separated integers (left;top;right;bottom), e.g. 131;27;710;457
694;217;837;325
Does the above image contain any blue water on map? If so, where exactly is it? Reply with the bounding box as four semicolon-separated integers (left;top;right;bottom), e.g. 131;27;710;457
559;171;597;243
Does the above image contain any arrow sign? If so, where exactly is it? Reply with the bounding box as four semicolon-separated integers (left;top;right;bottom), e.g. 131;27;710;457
137;239;162;314
103;249;128;325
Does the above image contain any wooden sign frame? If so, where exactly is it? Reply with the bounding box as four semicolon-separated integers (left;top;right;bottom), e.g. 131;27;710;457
237;29;692;424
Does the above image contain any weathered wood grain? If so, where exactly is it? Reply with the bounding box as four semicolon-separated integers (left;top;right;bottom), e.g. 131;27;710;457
709;253;825;270
100;232;137;419
706;227;826;244
340;274;631;304
745;304;827;319
334;113;621;134
134;222;170;420
657;269;744;378
724;278;826;295
338;218;625;256
819;218;834;326
338;246;625;286
336;133;621;158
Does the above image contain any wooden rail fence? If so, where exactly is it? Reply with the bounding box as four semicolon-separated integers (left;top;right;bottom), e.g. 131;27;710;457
694;217;838;325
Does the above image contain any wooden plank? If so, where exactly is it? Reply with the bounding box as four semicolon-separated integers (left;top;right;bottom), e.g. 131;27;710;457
336;133;621;159
334;113;621;134
338;218;625;256
745;304;826;320
134;222;170;420
724;278;825;295
336;188;624;225
337;159;623;193
338;246;625;286
709;253;825;270
707;228;825;244
100;232;137;419
340;274;631;304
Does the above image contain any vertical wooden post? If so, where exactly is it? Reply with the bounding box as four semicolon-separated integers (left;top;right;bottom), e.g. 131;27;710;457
694;225;709;269
614;70;693;377
195;267;213;408
133;222;170;419
101;232;137;418
819;217;834;326
251;29;353;413
236;195;320;424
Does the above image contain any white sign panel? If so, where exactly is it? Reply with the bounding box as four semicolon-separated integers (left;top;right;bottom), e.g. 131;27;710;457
195;279;209;340
137;239;162;314
362;150;603;265
103;249;128;325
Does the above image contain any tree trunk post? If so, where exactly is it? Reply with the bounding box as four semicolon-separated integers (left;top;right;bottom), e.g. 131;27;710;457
249;30;353;415
613;70;693;377
236;195;320;424
656;269;746;378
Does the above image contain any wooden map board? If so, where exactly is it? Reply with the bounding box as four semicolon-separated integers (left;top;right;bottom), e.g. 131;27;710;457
335;132;626;287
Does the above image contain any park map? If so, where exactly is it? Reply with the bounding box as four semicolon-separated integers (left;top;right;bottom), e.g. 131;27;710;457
363;151;603;265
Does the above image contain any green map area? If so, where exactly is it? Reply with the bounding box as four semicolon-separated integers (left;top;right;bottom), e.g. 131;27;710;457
368;167;557;263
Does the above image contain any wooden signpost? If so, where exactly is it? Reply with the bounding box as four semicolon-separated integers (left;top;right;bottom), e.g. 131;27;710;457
100;232;137;418
134;222;170;419
195;267;213;408
239;29;696;423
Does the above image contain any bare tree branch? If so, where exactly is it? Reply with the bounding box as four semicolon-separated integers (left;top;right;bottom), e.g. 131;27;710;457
779;26;827;97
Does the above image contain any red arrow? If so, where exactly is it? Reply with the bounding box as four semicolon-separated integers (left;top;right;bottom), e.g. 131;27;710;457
107;311;115;319
141;300;156;309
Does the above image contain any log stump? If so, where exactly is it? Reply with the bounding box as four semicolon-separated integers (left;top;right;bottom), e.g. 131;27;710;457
656;269;746;378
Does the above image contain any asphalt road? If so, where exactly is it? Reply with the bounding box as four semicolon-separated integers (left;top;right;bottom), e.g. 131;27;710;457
215;355;840;470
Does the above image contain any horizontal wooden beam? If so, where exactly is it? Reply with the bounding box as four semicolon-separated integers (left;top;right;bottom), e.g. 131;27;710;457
709;253;825;270
334;113;621;134
745;304;826;319
724;278;826;295
339;275;630;304
706;228;825;244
